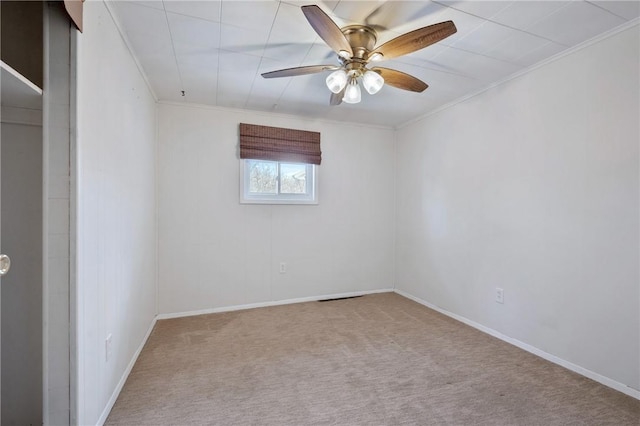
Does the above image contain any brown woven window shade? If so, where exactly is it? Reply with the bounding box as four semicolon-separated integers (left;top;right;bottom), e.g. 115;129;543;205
239;123;321;165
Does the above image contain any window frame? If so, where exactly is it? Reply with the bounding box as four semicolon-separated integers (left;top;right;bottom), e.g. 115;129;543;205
240;159;318;205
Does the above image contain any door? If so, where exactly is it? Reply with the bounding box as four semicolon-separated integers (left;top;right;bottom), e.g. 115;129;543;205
0;124;12;421
1;1;45;423
1;119;2;421
0;115;14;420
1;61;44;425
0;143;17;421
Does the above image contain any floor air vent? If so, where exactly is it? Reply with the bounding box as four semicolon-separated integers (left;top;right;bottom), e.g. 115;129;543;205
318;295;364;302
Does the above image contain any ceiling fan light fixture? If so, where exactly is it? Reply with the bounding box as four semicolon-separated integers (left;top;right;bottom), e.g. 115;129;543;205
262;5;456;106
326;69;348;94
362;70;384;95
342;78;361;104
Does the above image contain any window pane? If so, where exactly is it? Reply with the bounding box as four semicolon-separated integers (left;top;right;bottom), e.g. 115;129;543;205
248;160;277;194
241;160;317;205
280;163;306;194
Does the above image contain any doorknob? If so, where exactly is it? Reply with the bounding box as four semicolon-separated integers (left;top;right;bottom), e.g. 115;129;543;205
0;254;11;276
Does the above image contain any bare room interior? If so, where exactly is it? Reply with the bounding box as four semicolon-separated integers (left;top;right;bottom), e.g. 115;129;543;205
0;0;638;425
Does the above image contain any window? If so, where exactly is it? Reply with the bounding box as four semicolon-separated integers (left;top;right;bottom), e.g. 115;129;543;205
238;122;321;205
240;159;317;204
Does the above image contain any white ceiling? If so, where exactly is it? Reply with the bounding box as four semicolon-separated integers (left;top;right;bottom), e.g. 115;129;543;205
109;0;639;127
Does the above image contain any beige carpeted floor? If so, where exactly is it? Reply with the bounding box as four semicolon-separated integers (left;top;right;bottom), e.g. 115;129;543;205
106;292;639;425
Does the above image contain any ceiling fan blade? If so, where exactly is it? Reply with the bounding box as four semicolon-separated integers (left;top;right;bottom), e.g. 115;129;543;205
330;87;345;106
372;67;428;92
261;65;339;79
302;5;353;57
371;21;457;61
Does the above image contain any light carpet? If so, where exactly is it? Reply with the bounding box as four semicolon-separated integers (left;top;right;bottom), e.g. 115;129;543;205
106;292;639;425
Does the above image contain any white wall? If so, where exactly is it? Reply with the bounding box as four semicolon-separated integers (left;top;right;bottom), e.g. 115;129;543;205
76;1;157;424
158;103;395;315
395;24;639;393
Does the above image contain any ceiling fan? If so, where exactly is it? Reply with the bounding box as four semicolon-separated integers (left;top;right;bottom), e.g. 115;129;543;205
261;5;457;105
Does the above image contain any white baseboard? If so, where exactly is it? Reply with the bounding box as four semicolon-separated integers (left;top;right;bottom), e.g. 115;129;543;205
394;289;640;401
157;288;394;320
96;316;158;426
97;286;637;426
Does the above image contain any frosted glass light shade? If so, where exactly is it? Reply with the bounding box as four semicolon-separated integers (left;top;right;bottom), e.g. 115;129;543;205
362;70;384;95
326;70;348;94
342;79;361;104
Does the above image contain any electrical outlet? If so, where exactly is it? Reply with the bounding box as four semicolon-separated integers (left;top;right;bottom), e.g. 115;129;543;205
279;262;286;274
496;288;504;304
105;334;113;362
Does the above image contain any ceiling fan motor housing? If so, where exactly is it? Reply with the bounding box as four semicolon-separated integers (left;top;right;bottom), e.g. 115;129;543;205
341;25;377;59
339;25;380;77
